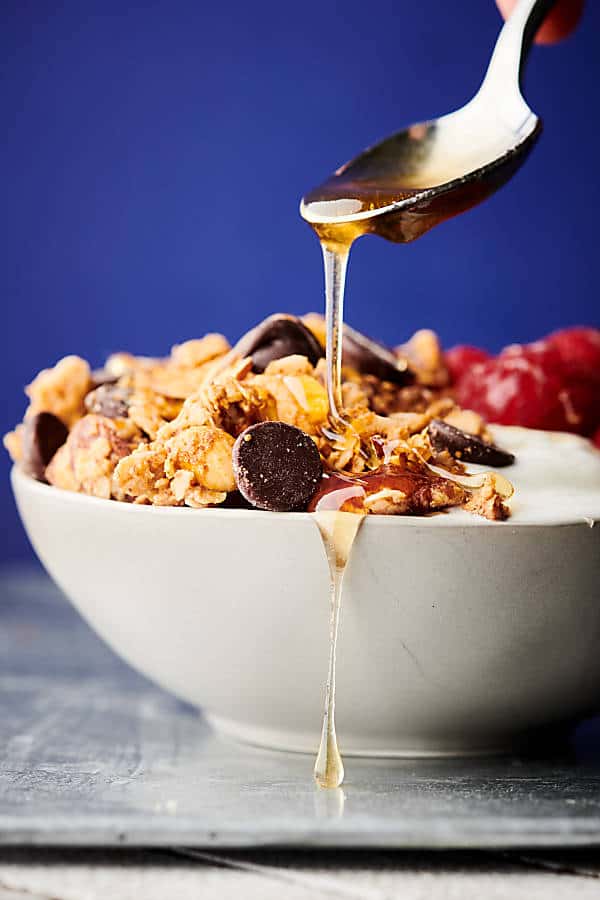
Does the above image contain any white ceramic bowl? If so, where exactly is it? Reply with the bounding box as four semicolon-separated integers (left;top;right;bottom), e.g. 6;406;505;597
11;425;600;757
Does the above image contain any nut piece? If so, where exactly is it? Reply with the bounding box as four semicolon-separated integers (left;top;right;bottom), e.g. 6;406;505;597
25;356;92;426
427;419;515;468
3;425;24;464
127;389;182;439
113;428;232;507
170;334;230;368
85;384;132;419
104;352;158;378
252;373;328;435
161;377;275;439
234;315;324;372
113;443;171;505
164;426;236;492
263;355;314;377
442;407;488;438
233;421;322;511
46;414;140;499
398;329;449;388
91;368;119;388
463;473;511;521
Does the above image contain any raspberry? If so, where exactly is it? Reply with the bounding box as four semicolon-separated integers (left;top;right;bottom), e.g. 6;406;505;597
546;327;600;383
444;345;491;384
456;356;567;430
557;379;600;436
499;339;562;371
456;334;600;435
498;339;600;434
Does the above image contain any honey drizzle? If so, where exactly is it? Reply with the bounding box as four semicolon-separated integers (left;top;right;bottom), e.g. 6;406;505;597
309;171;447;788
322;244;350;429
315;233;360;788
314;511;364;789
312;212;364;788
304;125;521;787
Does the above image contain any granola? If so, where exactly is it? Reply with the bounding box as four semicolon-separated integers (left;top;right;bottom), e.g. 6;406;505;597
46;415;143;500
5;315;516;519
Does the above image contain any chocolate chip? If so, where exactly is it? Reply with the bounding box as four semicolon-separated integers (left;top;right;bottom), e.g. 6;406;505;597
427;419;515;468
85;384;131;419
233;421;323;511
234;315;324;373
343;324;414;386
91;368;119;388
21;412;69;481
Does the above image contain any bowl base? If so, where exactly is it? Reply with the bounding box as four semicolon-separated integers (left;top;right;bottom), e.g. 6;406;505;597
205;714;528;758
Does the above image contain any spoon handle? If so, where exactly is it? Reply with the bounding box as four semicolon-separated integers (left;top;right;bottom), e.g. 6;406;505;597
480;0;558;111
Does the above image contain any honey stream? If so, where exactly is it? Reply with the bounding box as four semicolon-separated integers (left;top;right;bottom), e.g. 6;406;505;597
309;174;456;784
312;228;360;789
305;130;521;786
309;196;373;788
313;510;364;789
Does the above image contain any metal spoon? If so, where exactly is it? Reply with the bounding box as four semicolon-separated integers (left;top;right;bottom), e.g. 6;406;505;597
301;0;557;245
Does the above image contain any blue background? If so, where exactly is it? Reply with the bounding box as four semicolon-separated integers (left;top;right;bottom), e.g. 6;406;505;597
2;0;598;561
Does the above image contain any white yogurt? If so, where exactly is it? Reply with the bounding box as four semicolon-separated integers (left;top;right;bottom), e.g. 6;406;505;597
465;425;600;525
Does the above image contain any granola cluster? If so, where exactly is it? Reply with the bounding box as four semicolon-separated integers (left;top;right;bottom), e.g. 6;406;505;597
4;314;515;520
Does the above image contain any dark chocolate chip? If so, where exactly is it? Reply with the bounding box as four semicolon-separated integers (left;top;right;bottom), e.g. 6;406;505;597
234;315;324;373
427;419;515;468
21;412;69;481
233;421;323;511
85;384;131;419
343;324;414;386
91;368;119;388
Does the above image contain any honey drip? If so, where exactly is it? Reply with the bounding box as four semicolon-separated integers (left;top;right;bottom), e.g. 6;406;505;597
314;511;364;789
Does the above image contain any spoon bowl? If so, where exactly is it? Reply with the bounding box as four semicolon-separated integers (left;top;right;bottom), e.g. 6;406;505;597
301;0;555;244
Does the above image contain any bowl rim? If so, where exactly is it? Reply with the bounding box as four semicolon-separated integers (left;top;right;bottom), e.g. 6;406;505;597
11;465;599;530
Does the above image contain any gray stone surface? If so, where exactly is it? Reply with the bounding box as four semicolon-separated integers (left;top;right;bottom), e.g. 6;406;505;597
1;563;600;849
